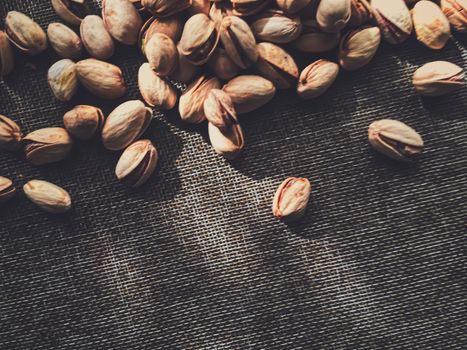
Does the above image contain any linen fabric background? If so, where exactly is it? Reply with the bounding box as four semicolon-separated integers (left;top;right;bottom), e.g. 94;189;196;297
1;1;466;349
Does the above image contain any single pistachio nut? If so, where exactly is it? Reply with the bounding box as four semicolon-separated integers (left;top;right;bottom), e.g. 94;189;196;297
412;1;451;50
368;119;424;162
317;0;351;32
412;60;465;96
250;9;302;44
276;0;312;14
145;33;178;76
223;75;276;114
76;58;127;99
51;0;90;26
371;0;413;44
80;15;115;60
272;177;311;221
291;20;340;53
255;42;299;89
63;105;104;140
0;177;16;204
0;115;22;151
23;180;71;213
0;31;15;76
297;59;339;99
102;100;152;151
138;63;178;110
48;59;79;102
23;127;73;165
102;0;143;45
348;0;373;27
339;26;381;71
115;139;158;188
208;122;244;159
47;23;83;60
231;0;270;16
142;0;192;17
440;0;467;33
189;0;211;15
5;11;47;55
170;45;198;84
208;48;239;81
209;1;234;24
139;16;183;55
179;75;221;124
203;89;238;131
220;16;258;69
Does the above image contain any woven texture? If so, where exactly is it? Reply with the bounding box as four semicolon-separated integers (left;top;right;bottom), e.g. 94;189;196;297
1;1;466;349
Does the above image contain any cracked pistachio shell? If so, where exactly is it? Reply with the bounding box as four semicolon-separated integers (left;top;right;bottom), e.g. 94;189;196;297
371;0;413;44
250;9;302;44
24;180;71;213
0;115;22;151
80;15;115;60
47;23;82;60
203;89;238;131
0;177;16;204
138;63;177;110
51;0;90;26
23;127;73;165
441;0;467;33
231;0;270;16
170;45;198;84
368;119;424;162
5;11;47;55
208;48;239;81
0;31;14;76
412;1;451;50
63;105;104;140
145;33;178;76
297;59;339;99
255;42;298;89
179;14;219;66
102;100;152;151
272;177;311;221
102;0;143;45
116;139;158;188
276;0;312;14
412;61;465;96
339;26;381;71
291;20;340;53
142;0;192;17
209;1;234;24
139;16;183;55
179;76;221;124
48;59;79;102
223;75;276;114
317;0;352;32
220;16;258;70
208;122;244;159
348;0;373;27
76;59;127;99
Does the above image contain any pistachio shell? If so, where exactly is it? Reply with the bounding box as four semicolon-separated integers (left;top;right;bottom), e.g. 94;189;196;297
189;0;211;15
80;15;115;60
412;1;451;50
297;59;339;99
102;0;143;45
272;177;311;221
23;127;73;165
142;0;192;17
291;20;340;53
338;26;381;71
63;105;104;140
5;11;47;55
138;63;178;110
139;16;183;55
348;0;373;27
203;89;238;131
231;0;270;16
47;59;79;102
412;61;465;96
371;0;413;44
0;115;22;151
209;1;234;24
276;0;312;14
145;33;178;76
250;9;302;44
208;48;239;81
170;45;198;84
51;0;90;26
0;176;16;204
47;23;83;60
208;122;244;159
317;0;351;32
23;180;71;213
440;0;467;33
0;31;14;76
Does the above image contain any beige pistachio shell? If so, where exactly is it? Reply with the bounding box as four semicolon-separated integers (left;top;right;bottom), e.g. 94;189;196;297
276;0;312;14
170;45;198;84
272;177;311;221
208;48;239;81
138;63;178;110
0;31;14;76
145;33;178;76
291;20;340;53
0;176;16;204
23;180;71;213
189;0;211;15
412;61;465;96
47;23;83;60
0;115;22;151
203;89;238;131
51;0;90;26
250;10;302;44
23;127;73;166
210;1;234;24
231;0;270;16
47;59;79;102
102;0;143;45
208;122;244;159
139;16;183;55
412;1;451;50
142;0;192;17
339;26;381;71
5;11;47;55
371;0;413;44
317;0;351;32
63;105;104;140
297;59;339;99
80;15;115;60
440;0;467;33
348;0;373;27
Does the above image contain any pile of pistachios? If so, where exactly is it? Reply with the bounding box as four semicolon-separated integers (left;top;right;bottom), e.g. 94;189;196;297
0;0;466;218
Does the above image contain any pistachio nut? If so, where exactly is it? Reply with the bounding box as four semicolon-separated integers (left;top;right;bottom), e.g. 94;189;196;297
231;0;270;16
142;0;192;17
48;59;79;102
291;20;340;53
208;122;244;159
102;100;152;151
139;16;183;55
0;31;14;76
255;42;299;89
23;127;73;165
250;9;302;44
371;0;413;44
412;61;465;96
5;11;47;55
0;177;16;204
170;45;198;84
368;119;424;162
209;1;234;24
51;0;90;26
272;177;311;221
138;63;178;110
179;13;219;66
348;0;373;27
23;180;71;214
412;1;451;50
76;59;127;99
203;89;238;131
441;0;467;33
208;48;239;81
145;33;178;76
317;0;351;32
115;139;158;188
297;59;339;99
0;115;22;151
63;105;105;140
47;23;82;60
338;26;381;71
220;16;258;69
223;75;276;114
179;75;221;124
102;0;143;45
189;0;211;15
276;0;312;14
80;15;115;60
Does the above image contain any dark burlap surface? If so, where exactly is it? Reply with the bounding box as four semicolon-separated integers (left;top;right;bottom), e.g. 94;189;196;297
1;1;466;349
